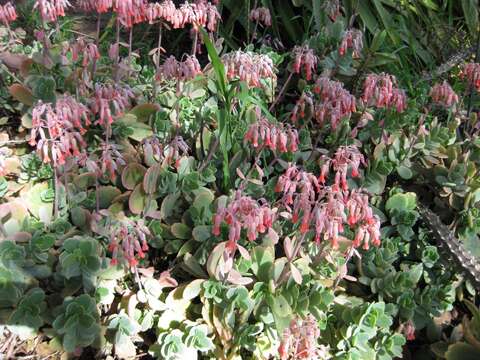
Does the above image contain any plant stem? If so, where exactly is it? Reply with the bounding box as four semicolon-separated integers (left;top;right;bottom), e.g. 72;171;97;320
91;12;101;79
128;26;133;77
269;72;293;112
114;17;121;82
192;29;198;55
153;22;163;99
467;27;480;118
54;166;59;219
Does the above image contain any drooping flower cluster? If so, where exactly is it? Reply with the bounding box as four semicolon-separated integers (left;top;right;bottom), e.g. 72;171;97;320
292;45;318;81
362;73;407;112
0;2;17;26
249;7;272;27
279;315;330;360
212;191;276;245
429;81;459;108
91;84;135;127
113;0;147;28
275;164;380;249
319;145;365;190
291;92;314;122
71;37;101;68
156;55;202;82
141;135;190;168
146;0;220;31
29;96;90;166
322;0;341;21
245;118;299;153
108;218;150;267
34;0;71;23
77;0;112;12
313;77;357;129
339;29;363;58
461;62;480;92
80;141;125;182
222;51;276;88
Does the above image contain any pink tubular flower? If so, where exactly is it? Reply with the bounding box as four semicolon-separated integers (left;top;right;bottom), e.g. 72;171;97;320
339;29;363;58
291;92;314;122
313;77;356;129
279;315;330;360
156;55;202;82
34;0;71;23
429;81;459;108
245;114;299;153
164;136;190;168
91;83;135;127
362;73;407;112
113;0;147;28
461;62;480;92
29;96;90;167
275;163;379;250
323;0;340;21
212;191;275;244
292;45;318;81
222;51;276;88
71;37;100;68
108;218;150;268
319;145;366;190
249;7;271;27
0;2;17;26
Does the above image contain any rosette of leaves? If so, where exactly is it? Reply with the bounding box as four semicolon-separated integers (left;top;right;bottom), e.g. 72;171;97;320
324;300;405;360
0;241;31;308
7;287;46;339
52;294;101;353
58;236;102;292
384;190;419;240
107;313;140;359
150;322;214;360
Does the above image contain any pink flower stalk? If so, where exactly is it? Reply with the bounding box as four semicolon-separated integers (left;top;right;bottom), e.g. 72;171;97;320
113;0;147;28
0;2;17;26
429;81;459;108
461;62;480;92
91;84;135;127
249;7;272;27
319;145;366;190
291;92;314;122
29;96;90;167
279;315;329;360
323;0;341;21
362;73;407;112
292;45;318;81
212;191;275;247
34;0;71;23
245;117;299;153
222;51;276;88
339;29;363;58
108;218;150;268
156;55;202;82
313;77;356;129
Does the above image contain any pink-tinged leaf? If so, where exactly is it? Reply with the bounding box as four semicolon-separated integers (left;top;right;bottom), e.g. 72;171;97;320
237;245;251;260
158;270;178;288
122;163;147;190
247;178;263;185
0;52;29;71
206;242;226;279
143;164;161;194
267;227;279;244
255;163;264;178
8;84;34;106
290;263;303;285
236;167;246;180
129;183;147;215
227;269;253;285
219;255;234;277
284;236;293;260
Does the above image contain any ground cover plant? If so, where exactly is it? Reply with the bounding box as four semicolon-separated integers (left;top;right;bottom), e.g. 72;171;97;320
0;0;480;359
